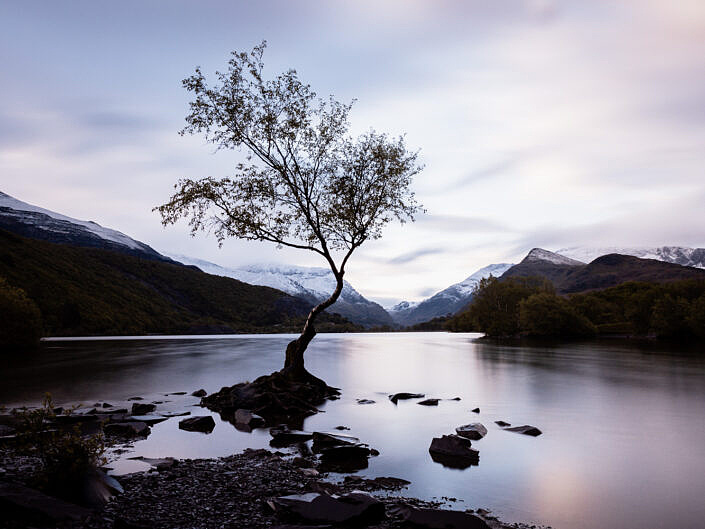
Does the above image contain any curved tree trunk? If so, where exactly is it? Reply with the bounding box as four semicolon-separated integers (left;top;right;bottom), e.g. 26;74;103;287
282;272;344;381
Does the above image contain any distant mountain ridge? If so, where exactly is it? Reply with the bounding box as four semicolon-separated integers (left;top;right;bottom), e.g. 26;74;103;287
502;247;705;293
389;263;514;326
169;254;395;328
0;191;170;262
558;246;705;269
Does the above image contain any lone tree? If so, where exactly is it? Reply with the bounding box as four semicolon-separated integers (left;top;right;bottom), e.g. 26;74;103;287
157;42;422;388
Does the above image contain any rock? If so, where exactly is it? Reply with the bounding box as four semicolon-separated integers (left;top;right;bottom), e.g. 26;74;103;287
417;399;439;406
334;425;350;430
389;393;425;404
270;426;314;446
127;397;143;401
471;407;480;413
449;397;462;401
102;402;113;408
54;413;99;424
191;389;207;397
167;391;187;395
505;425;542;436
126;415;168;426
271;492;384;525
301;468;319;477
0;481;91;525
311;432;360;452
0;425;16;436
234;408;266;427
455;423;487;441
178;416;216;433
495;420;511;427
343;475;411;491
127;456;177;471
397;505;490;529
202;371;339;423
428;434;479;469
104;422;151;438
131;403;156;415
356;399;376;405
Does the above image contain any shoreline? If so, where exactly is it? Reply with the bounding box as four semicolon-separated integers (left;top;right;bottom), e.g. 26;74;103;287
0;445;547;529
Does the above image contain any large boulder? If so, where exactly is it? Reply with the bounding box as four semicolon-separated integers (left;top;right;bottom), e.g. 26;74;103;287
178;416;216;433
0;481;91;526
455;423;487;441
505;425;542;436
428;434;479;469
397;505;490;529
271;492;384;526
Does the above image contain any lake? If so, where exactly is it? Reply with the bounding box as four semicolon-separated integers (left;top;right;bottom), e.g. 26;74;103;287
2;332;705;529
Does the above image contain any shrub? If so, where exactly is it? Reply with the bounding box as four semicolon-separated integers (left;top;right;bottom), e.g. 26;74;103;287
12;394;107;501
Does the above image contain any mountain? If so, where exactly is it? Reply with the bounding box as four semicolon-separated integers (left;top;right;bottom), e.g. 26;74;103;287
559;253;705;293
169;254;395;328
501;248;584;287
389;263;514;326
503;248;705;293
0;229;320;336
0;191;171;262
557;246;705;269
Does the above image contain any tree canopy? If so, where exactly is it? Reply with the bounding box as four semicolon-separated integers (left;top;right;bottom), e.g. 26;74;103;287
156;42;422;280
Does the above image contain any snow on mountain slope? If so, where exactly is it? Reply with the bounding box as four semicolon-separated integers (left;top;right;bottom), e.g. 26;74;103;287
558;246;705;269
169;254;394;327
0;190;168;261
389;262;514;326
523;248;584;266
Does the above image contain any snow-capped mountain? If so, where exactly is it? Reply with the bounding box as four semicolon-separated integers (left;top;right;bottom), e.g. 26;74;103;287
389;262;514;326
169;254;395;328
523;247;584;266
0;190;170;262
557;246;705;269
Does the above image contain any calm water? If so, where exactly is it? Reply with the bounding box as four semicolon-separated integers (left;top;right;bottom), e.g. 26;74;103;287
2;333;705;529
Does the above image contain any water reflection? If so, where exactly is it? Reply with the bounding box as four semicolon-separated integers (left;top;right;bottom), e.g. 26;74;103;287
2;333;705;529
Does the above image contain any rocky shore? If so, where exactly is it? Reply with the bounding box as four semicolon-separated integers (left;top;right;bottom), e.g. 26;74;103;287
1;446;545;529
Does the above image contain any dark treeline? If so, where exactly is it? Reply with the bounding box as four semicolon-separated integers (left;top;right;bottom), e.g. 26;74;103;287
0;229;361;348
446;276;705;339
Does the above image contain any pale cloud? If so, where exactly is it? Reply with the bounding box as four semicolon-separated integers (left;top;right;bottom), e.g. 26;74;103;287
1;0;704;304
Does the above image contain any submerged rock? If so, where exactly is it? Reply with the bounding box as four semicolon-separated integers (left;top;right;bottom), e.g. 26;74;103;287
311;432;360;452
495;420;511;427
356;399;376;405
126;415;168;426
505;425;542;436
191;389;207;397
235;409;266;427
178;416;216;433
270;426;314;446
270;492;384;525
130;403;156;415
455;423;487;441
471;407;480;413
428;434;479;469
417;399;439;406
104;422;151;438
389;393;425;404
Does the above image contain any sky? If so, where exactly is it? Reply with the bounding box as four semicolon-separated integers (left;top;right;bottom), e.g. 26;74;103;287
1;0;704;306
